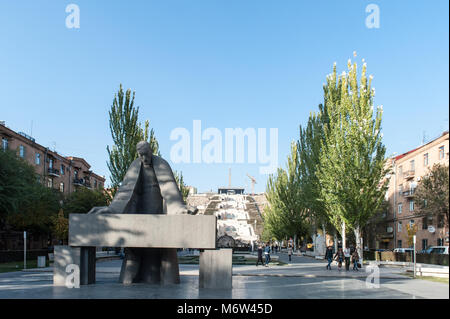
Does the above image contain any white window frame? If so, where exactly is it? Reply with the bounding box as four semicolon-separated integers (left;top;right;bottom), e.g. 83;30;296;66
439;146;444;160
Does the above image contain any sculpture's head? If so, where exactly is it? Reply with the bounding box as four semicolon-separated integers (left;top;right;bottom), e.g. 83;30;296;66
136;141;152;165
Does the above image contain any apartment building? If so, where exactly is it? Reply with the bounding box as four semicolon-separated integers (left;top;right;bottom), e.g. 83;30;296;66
372;131;449;250
0;122;105;195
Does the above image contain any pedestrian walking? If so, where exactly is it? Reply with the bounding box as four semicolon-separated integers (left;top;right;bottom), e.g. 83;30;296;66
256;243;264;266
264;242;271;267
344;247;351;271
334;247;344;271
325;246;333;270
288;244;293;262
352;249;359;271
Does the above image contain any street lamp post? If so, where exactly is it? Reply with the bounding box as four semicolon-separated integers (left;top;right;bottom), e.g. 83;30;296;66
413;235;416;278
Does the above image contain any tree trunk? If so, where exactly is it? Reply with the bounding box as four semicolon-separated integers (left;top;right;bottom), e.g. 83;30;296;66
354;227;363;266
334;229;338;252
312;222;317;255
322;223;326;248
341;221;346;251
294;234;297;252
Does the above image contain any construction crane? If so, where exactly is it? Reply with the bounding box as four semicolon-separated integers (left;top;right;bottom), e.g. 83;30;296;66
246;173;257;196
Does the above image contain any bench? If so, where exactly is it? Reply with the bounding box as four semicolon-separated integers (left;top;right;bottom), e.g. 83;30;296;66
53;214;232;289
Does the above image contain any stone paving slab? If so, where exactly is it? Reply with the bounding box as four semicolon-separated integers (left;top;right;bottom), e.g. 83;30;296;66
2;256;447;299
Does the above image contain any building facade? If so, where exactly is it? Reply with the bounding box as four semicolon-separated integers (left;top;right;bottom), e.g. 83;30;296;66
372;131;449;250
0;122;105;195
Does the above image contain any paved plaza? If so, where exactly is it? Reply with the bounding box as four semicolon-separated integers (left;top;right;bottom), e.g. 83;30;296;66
0;253;448;299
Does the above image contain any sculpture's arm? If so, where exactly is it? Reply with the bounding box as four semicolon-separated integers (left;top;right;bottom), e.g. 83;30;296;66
87;159;141;214
153;156;196;215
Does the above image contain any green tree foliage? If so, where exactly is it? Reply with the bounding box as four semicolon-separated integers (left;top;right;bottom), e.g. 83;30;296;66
297;106;336;238
0;149;60;233
317;59;390;258
107;84;160;192
173;170;190;202
0;150;37;225
263;143;309;241
63;187;108;215
7;184;61;234
51;209;69;242
414;164;449;228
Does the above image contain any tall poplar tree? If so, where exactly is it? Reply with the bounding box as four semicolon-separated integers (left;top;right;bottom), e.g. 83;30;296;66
317;59;390;261
107;84;159;191
264;142;309;244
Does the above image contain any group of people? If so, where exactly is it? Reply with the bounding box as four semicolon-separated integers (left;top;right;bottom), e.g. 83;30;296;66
256;242;274;267
325;246;360;271
256;242;295;266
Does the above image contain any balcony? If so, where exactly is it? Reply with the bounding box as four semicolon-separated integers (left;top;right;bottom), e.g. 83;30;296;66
73;178;91;188
403;170;415;180
48;168;60;177
402;189;415;198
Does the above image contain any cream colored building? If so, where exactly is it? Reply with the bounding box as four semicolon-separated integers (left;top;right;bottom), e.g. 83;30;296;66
373;131;449;250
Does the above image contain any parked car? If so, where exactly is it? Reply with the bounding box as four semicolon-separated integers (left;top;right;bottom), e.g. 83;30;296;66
418;247;433;254
428;246;449;254
393;248;415;253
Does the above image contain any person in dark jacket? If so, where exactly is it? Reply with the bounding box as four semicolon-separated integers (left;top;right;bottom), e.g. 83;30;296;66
264;242;271;267
325;246;333;270
334;247;344;271
352;250;359;271
256;244;264;266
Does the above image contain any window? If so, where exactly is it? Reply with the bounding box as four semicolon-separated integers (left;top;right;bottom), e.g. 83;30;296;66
422;217;428;230
19;145;25;158
47;178;53;188
410;182;417;194
397;240;402;248
74;170;78;180
422;239;428;250
49;159;53;169
94;180;97;188
1;138;8;150
59;182;64;193
35;153;40;165
423;153;429;166
398;221;402;232
60;164;65;175
437;215;445;228
409;200;414;212
398;185;403;196
410;160;415;171
398;203;403;214
439;146;445;160
409;219;415;227
398;166;403;176
437;238;444;246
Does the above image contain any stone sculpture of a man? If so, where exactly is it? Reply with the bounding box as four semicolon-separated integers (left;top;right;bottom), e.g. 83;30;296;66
88;141;197;285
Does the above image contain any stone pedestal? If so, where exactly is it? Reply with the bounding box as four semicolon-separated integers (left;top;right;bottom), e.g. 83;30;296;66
53;245;96;286
199;249;232;289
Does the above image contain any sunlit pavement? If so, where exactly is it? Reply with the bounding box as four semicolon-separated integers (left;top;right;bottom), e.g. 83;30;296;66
0;255;448;299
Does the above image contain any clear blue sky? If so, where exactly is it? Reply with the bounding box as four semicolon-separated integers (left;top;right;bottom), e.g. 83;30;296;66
0;1;448;193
